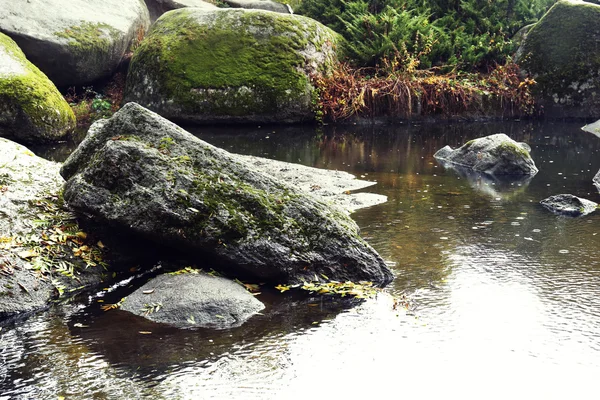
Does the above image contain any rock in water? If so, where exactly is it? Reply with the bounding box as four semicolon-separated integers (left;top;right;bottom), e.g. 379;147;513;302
517;0;600;118
124;8;340;124
0;33;75;143
434;134;538;176
60;103;393;286
120;272;265;329
0;0;150;87
540;194;598;217
594;170;600;192
582;120;600;138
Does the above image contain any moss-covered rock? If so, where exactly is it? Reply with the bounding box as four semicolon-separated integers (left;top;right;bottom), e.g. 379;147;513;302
0;0;150;87
124;8;341;124
434;134;538;176
60;103;393;286
518;0;600;118
0;33;75;143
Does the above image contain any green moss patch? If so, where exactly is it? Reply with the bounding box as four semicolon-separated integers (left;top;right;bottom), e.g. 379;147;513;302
126;9;340;118
0;33;75;141
55;22;120;54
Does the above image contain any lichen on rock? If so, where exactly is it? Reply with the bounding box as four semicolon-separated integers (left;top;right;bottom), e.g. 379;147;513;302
0;33;75;143
124;8;341;123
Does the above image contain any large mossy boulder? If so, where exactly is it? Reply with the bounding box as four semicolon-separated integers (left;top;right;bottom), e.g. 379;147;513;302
518;0;600;118
0;33;75;143
0;0;150;87
60;103;393;286
124;8;340;124
434;134;539;176
120;271;265;329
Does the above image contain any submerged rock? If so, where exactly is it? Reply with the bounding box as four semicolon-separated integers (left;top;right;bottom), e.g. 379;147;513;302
517;0;600;118
0;33;75;143
124;8;340;124
0;139;103;318
60;103;393;286
0;0;150;87
434;134;538;176
540;194;598;217
120;272;264;329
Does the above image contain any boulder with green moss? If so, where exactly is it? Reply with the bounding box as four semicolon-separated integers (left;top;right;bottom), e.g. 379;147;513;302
60;103;393;286
434;134;538;176
124;8;340;124
518;0;600;118
0;0;150;87
0;33;75;143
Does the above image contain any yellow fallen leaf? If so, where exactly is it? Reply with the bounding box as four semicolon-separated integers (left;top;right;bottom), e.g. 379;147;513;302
17;249;38;259
76;232;87;239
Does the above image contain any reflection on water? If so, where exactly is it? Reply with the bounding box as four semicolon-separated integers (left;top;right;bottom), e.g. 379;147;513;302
2;121;600;399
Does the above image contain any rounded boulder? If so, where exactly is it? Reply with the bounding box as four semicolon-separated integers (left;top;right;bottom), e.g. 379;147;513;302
0;33;75;143
0;0;150;87
124;8;340;124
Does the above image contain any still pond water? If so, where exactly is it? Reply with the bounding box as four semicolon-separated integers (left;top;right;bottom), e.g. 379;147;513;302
2;121;600;399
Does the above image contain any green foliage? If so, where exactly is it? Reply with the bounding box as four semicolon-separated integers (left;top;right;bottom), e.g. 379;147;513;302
297;0;557;71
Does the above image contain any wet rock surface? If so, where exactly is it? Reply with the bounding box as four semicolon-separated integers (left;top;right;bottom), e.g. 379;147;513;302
120;272;265;329
434;133;538;176
60;103;393;286
540;194;598;217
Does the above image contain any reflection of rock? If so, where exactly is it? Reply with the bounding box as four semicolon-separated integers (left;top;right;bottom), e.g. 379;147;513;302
434;134;538;176
72;290;360;369
582;120;600;138
120;272;264;329
441;163;533;199
540;194;598;217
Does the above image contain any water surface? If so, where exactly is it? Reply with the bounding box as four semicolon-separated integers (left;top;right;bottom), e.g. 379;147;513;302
2;121;600;399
